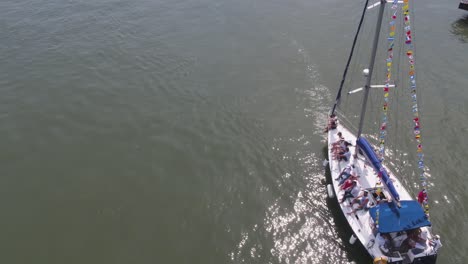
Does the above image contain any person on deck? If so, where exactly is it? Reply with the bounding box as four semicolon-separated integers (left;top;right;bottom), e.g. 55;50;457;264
324;114;338;132
339;173;359;187
332;139;347;159
376;233;393;254
347;190;370;214
429;235;442;252
335;164;356;182
337;147;351;162
339;180;360;203
373;188;389;204
331;132;345;149
417;189;428;206
340;179;355;190
417;229;428;243
409;238;427;255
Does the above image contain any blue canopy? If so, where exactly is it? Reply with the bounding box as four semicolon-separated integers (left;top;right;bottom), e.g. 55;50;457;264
356;137;400;201
370;200;431;233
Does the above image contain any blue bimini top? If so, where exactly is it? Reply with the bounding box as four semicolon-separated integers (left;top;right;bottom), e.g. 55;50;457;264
370;200;431;233
356;137;400;201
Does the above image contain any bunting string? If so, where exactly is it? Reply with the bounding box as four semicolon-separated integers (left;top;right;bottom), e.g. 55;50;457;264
402;0;430;217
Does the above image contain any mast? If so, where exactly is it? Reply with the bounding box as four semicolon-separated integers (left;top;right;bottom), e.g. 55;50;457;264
356;0;386;139
356;0;402;208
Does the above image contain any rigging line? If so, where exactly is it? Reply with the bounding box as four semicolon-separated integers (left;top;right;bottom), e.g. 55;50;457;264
330;0;371;115
392;11;403;168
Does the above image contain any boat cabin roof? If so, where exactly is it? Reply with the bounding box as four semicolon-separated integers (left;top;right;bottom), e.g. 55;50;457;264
369;200;431;233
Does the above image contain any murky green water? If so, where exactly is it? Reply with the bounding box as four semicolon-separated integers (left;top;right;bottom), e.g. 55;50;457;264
0;0;466;263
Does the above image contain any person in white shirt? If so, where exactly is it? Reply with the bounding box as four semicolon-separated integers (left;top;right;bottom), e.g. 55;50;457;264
429;235;442;252
417;230;428;243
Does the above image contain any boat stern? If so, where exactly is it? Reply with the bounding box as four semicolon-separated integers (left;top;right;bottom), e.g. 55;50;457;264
410;254;437;264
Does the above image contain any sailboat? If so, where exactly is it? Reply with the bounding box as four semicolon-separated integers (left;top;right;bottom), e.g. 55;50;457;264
326;0;442;263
